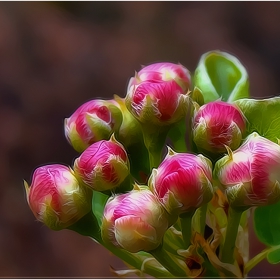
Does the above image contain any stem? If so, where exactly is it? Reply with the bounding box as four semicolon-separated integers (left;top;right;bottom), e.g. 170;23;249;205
220;207;243;264
141;125;169;170
125;141;150;184
180;211;195;249
150;244;187;277
168;117;188;152
244;244;280;275
163;226;185;254
196;204;208;237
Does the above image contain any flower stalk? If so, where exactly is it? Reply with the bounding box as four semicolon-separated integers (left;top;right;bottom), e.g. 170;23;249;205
220;207;243;264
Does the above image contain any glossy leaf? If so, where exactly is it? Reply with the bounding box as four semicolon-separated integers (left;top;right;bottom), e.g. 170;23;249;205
194;51;249;103
254;200;280;247
235;97;280;143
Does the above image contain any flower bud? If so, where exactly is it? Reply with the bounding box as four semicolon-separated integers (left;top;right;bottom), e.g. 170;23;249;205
126;80;191;126
193;101;246;153
101;188;169;253
128;62;191;92
214;132;280;208
73;135;130;192
64;99;123;152
149;148;214;215
24;164;92;230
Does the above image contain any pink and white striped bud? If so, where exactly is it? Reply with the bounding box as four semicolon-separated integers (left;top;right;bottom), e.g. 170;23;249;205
73;135;130;192
126;80;191;126
193;101;246;153
64;99;122;152
24;164;92;230
214;132;280;208
128;62;191;92
149;149;214;215
101;188;169;253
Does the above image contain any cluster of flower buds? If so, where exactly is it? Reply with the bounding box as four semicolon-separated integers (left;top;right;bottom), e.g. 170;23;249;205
193;101;246;154
214;132;280;209
25;136;130;230
125;63;192;126
24;53;280;278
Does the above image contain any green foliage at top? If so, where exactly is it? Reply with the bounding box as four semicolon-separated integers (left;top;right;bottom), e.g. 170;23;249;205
194;51;249;103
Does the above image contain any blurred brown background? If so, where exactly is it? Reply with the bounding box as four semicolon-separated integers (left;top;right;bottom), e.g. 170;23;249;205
1;1;280;278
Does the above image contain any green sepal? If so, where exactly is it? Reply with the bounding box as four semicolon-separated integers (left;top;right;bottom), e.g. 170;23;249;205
194;50;249;103
234;96;280;143
191;87;205;106
113;95;143;148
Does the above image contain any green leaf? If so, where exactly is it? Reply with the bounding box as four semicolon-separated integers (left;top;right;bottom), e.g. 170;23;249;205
194;50;249;103
92;190;109;227
254;200;280;247
267;248;280;264
234;97;280;143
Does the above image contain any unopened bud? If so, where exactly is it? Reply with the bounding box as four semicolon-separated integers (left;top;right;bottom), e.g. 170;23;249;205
64;99;122;152
193;101;246;153
214;132;280;208
149;149;214;215
128;62;191;92
101;189;169;253
126;80;191;126
24;164;92;230
74;135;130;192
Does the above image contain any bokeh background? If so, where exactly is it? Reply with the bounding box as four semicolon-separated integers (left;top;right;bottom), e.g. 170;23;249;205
1;1;280;277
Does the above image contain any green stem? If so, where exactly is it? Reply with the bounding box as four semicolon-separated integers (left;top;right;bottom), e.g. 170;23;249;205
163;226;185;254
220;207;243;264
244;244;280;275
150;244;187;277
168;117;188;152
141;125;169;170
196;204;208;237
125;141;150;184
180;211;195;249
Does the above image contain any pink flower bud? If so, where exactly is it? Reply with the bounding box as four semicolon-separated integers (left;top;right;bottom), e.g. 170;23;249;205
101;188;169;253
24;164;92;230
214;132;280;208
149;149;214;214
129;62;191;92
126;80;191;125
193;101;246;153
64;99;122;152
73;136;130;191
